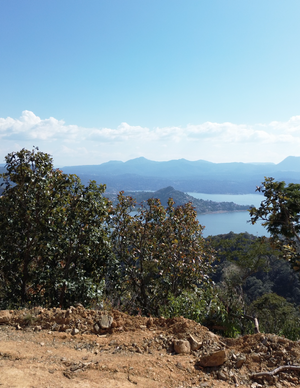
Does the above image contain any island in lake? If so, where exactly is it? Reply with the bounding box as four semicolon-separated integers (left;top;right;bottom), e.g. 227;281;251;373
107;186;251;214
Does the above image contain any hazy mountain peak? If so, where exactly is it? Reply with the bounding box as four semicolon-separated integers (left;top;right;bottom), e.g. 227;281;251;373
277;156;300;171
155;186;176;194
126;156;149;163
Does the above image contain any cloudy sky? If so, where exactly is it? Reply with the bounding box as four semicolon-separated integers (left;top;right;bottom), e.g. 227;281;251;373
1;1;300;166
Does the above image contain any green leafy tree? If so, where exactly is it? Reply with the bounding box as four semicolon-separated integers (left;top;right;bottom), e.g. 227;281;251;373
39;176;113;308
249;292;300;340
250;177;300;270
0;148;112;308
211;232;272;281
209;233;276;336
109;192;214;315
159;286;219;322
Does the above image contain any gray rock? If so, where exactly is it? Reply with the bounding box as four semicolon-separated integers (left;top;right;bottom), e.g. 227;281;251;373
251;353;261;362
176;362;185;371
93;323;100;333
71;328;79;335
198;350;227;367
173;340;191;354
217;370;228;381
99;314;113;329
235;355;246;368
188;334;202;351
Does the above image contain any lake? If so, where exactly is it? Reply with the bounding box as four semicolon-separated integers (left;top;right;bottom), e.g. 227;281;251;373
187;193;268;237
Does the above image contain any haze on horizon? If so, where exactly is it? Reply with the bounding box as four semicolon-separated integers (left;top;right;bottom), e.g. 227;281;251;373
1;1;300;166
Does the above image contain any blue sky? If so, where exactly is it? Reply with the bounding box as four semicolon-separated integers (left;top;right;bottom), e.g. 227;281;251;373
1;0;300;166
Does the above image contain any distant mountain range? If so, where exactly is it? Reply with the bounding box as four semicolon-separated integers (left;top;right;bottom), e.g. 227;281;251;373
61;156;300;194
1;157;300;196
107;186;251;213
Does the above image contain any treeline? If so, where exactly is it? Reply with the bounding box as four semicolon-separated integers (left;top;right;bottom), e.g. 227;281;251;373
1;148;300;340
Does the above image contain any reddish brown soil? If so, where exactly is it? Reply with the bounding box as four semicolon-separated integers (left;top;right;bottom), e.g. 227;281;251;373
1;307;300;387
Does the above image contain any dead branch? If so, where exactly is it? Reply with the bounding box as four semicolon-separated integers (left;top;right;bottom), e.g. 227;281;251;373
251;365;300;379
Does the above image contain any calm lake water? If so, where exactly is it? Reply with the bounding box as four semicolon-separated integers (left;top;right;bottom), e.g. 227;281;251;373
187;193;268;237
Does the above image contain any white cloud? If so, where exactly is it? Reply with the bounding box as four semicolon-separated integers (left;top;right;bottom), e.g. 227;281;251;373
88;123;150;142
0;111;80;141
1;111;300;165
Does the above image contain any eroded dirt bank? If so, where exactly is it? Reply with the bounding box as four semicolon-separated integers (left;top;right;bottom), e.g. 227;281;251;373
1;306;300;387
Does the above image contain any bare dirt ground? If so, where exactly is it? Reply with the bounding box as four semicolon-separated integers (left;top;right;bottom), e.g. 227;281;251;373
1;307;300;388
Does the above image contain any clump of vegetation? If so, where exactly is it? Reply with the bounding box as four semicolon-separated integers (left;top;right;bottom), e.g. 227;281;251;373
0;147;113;309
23;312;37;326
249;293;300;340
108;192;215;315
250;177;300;271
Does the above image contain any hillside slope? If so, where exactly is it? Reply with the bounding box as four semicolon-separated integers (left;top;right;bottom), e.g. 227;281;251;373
1;307;300;388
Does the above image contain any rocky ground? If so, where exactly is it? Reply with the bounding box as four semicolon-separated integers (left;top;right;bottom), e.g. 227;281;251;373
1;307;300;387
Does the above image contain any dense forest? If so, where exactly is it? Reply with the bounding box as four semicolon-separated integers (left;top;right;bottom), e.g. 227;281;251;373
208;232;300;338
1;148;300;341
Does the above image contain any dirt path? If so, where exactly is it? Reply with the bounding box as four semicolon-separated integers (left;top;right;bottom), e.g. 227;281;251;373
1;307;300;387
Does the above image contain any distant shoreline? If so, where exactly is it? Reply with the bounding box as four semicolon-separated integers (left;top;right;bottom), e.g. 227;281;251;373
198;209;249;215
